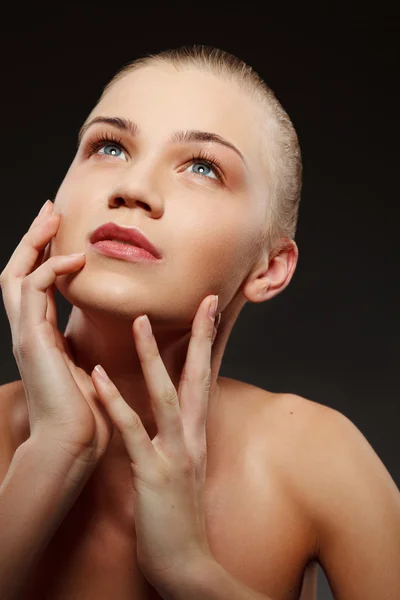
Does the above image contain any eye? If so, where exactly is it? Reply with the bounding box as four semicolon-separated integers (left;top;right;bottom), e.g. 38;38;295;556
85;132;128;162
97;143;128;161
185;151;223;182
186;160;217;180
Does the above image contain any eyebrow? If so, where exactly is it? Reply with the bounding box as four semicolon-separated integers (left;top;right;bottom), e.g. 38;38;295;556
77;116;247;166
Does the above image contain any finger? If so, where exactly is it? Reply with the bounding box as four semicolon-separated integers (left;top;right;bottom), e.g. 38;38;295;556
30;202;54;270
91;366;156;470
32;236;52;273
132;315;185;460
1;204;54;291
29;199;54;231
20;253;86;340
0;213;61;341
45;284;58;330
37;242;63;353
45;284;73;359
42;241;51;264
35;199;54;221
178;295;217;445
28;201;55;270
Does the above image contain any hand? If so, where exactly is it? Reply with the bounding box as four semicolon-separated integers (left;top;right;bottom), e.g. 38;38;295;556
90;294;220;590
0;200;114;469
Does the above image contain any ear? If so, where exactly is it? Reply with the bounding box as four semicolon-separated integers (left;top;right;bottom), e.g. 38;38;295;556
242;238;299;304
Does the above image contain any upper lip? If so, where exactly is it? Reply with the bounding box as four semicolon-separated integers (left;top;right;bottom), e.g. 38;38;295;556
90;222;163;259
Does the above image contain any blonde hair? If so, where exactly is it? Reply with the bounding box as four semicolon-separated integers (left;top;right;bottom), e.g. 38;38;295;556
100;45;302;256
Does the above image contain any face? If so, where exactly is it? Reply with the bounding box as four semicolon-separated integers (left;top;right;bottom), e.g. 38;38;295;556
51;65;270;328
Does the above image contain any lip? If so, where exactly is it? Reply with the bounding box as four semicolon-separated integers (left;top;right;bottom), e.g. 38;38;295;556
89;222;163;260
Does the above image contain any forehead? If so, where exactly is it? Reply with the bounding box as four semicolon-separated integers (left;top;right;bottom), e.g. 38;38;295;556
91;65;265;170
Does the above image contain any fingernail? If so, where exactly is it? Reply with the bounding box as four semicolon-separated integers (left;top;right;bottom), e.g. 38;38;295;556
38;199;51;216
139;315;152;337
94;364;108;381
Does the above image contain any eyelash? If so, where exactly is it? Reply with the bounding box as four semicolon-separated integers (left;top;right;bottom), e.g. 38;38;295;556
84;131;224;182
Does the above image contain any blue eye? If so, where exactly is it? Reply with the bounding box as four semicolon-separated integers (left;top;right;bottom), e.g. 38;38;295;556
97;144;128;161
85;132;128;161
185;151;223;182
85;132;224;183
186;161;218;180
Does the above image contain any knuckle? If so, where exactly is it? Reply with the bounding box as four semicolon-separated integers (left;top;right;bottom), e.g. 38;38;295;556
125;411;142;431
21;272;36;290
181;366;211;389
162;385;178;407
22;229;35;246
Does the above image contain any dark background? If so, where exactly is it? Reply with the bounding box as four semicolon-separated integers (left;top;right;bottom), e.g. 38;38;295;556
0;8;398;599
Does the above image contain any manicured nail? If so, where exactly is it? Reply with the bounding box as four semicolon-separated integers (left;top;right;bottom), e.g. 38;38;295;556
94;364;109;381
139;315;152;337
38;200;51;216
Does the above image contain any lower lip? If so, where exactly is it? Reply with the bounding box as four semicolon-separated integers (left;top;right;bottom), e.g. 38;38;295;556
90;241;160;262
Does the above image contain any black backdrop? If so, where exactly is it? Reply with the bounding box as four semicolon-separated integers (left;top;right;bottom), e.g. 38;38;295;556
0;9;398;600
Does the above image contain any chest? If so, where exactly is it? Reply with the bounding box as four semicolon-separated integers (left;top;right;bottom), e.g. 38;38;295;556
23;444;316;600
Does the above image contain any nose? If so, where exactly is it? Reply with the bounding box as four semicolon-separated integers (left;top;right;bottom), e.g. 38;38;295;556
108;159;164;217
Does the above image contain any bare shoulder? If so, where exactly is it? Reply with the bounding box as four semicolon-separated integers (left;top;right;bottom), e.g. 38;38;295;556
218;375;339;483
272;389;400;597
219;375;334;437
246;384;365;490
222;377;373;510
258;386;400;534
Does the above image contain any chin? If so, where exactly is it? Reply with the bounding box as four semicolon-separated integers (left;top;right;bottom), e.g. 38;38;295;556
55;275;148;324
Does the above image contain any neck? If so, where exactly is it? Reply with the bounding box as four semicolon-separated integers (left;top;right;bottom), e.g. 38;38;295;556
61;292;246;498
63;297;241;448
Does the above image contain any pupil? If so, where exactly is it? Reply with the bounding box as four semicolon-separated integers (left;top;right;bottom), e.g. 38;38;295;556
106;146;119;156
195;163;209;175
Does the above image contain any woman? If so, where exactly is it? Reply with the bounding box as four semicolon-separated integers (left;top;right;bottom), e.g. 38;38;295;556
1;45;398;600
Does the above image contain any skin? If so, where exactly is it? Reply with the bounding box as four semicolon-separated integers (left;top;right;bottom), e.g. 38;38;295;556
49;63;298;486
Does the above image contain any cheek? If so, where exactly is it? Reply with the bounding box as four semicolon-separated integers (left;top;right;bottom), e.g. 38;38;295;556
48;200;89;258
176;220;255;293
50;165;103;256
53;159;108;212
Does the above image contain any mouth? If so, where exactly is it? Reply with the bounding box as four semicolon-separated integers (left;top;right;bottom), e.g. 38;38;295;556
90;239;160;263
89;222;163;260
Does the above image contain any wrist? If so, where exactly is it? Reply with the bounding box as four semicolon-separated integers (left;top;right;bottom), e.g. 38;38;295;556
19;436;96;486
